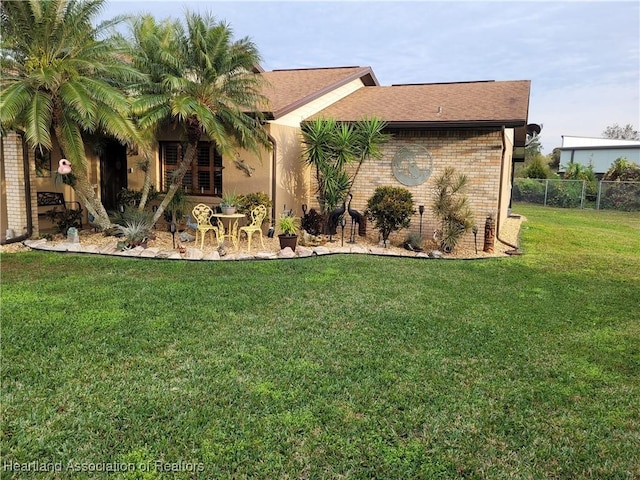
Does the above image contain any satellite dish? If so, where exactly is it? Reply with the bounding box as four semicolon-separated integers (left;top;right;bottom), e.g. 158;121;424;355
525;123;543;146
527;123;542;136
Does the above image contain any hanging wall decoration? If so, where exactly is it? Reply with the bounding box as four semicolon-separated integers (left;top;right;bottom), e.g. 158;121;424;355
391;144;434;186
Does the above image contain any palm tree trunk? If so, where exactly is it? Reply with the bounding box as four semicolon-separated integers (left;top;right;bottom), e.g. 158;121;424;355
137;156;153;211
152;133;200;225
52;123;112;230
74;173;112;230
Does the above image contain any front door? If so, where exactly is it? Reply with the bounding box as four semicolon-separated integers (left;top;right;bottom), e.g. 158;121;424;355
100;140;128;211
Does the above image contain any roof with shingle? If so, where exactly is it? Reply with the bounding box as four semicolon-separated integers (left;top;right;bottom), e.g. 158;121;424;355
259;66;378;119
309;80;531;127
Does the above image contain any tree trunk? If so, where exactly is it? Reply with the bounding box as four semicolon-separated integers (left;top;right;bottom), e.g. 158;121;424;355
52;123;112;230
152;123;201;225
137;157;153;211
75;173;112;230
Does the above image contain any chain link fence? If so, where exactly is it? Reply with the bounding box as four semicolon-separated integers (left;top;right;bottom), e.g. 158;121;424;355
512;178;640;211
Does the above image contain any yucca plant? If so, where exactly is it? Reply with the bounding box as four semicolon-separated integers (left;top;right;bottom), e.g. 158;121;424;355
301;117;390;214
117;217;155;249
431;167;475;253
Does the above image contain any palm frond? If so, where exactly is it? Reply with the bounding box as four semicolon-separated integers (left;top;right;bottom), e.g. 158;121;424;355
24;91;53;150
0;82;32;126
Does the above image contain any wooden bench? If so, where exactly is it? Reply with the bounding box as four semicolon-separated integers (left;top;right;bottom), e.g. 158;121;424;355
37;191;83;229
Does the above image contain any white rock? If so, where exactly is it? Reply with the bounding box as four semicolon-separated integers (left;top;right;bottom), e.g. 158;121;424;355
185;247;204;260
203;251;221;261
278;247;296;259
296;246;313;258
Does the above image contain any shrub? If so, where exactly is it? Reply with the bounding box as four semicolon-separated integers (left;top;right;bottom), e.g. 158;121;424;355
117;218;155;249
45;207;83;233
562;162;597;199
431;167;475;252
110;207;155;228
237;192;273;221
365;186;415;244
600;182;640;211
603;157;640;181
522;154;552;179
116;186;159;209
546;181;583;208
512;178;546;203
301;207;325;235
114;209;156;248
403;231;424;252
163;187;190;225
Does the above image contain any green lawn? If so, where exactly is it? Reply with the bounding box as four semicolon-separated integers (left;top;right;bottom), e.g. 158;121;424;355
1;204;639;479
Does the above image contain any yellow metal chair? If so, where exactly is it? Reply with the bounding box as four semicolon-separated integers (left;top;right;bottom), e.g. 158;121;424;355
239;204;267;252
192;203;221;249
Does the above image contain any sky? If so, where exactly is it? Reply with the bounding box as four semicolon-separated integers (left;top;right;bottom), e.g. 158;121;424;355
97;0;640;154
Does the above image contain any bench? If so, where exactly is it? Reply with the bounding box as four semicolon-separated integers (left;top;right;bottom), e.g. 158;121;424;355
37;191;83;229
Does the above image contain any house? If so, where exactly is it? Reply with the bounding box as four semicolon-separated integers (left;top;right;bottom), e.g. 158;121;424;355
559;135;640;178
1;65;531;249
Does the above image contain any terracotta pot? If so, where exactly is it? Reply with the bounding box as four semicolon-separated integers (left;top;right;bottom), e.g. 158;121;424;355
278;234;298;251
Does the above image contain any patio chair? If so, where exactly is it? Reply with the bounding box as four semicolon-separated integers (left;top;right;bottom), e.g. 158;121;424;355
192;203;221;249
239;204;267;252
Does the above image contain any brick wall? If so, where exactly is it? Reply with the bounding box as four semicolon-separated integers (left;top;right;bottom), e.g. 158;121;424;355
310;128;507;250
1;132;37;238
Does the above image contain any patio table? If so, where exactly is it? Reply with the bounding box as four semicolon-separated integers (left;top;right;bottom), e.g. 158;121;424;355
212;212;245;249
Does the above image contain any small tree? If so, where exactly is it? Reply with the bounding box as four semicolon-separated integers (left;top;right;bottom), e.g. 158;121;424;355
522;154;552;179
603;157;640;181
431;167;475;253
602;124;639;140
365;186;415;245
562;162;597;198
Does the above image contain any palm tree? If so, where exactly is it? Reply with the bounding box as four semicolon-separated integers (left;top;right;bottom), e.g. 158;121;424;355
0;0;141;230
127;13;271;224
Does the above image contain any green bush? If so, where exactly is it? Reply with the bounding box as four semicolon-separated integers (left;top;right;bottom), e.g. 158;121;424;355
512;178;546;203
600;182;640;211
116;186;159;209
603;157;640;181
546;181;583;208
563;162;597;199
45;207;83;233
301;207;325;235
522;155;551;179
365;186;415;243
600;158;640;211
237;192;273;222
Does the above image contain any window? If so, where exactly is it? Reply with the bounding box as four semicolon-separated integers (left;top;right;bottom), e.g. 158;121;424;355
160;142;222;196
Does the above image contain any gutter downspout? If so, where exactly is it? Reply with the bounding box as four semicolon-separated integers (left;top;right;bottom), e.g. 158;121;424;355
1;133;33;245
497;126;519;252
267;132;277;231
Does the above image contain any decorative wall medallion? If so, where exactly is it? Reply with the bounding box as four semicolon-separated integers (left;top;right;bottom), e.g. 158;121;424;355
392;144;434;186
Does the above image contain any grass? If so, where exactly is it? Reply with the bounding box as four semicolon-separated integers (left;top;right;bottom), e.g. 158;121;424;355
1;203;639;479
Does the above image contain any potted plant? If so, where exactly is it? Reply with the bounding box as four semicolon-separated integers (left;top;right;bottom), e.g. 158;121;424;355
277;213;299;250
220;191;239;215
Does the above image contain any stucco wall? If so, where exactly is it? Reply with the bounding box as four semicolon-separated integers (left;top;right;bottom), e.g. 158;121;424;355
267;123;309;218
